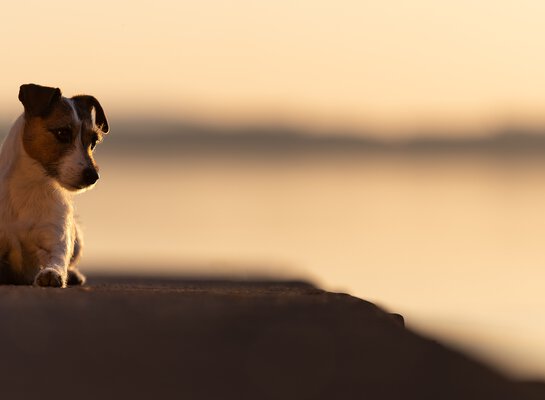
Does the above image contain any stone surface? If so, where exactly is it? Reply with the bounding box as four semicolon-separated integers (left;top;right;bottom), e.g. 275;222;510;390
0;276;542;400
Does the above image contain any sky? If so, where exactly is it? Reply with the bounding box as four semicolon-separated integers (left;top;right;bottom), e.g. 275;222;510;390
2;0;545;136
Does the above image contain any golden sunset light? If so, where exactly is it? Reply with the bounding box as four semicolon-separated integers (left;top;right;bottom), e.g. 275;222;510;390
2;0;545;134
2;1;545;397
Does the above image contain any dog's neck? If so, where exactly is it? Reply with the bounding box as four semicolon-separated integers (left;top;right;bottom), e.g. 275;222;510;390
0;115;72;219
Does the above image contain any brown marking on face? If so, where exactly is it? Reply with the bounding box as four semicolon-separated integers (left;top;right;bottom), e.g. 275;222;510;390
80;124;100;173
22;98;79;177
71;95;109;134
73;101;103;170
80;119;102;152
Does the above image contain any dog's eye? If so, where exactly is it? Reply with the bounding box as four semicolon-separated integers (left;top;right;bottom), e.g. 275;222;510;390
50;128;72;143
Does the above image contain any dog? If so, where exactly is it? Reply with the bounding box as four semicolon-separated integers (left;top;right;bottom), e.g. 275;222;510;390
0;84;109;287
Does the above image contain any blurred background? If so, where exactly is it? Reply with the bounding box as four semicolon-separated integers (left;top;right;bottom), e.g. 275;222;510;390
2;0;545;379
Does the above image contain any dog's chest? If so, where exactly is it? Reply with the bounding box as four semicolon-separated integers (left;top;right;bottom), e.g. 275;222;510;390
1;185;74;269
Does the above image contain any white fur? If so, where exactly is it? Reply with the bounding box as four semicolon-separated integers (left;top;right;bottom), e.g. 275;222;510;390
0;115;76;286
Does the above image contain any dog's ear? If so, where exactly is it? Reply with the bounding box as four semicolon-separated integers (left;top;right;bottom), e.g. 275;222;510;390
18;84;62;117
71;95;110;134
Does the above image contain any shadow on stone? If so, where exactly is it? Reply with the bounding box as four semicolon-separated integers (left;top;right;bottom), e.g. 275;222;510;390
0;275;542;400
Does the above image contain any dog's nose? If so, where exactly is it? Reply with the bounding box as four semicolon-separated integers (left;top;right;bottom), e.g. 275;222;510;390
82;168;99;186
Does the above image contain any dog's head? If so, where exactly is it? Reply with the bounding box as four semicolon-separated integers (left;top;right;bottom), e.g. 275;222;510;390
18;83;109;192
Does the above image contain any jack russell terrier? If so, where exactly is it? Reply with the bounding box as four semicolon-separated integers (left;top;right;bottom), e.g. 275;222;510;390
0;84;109;287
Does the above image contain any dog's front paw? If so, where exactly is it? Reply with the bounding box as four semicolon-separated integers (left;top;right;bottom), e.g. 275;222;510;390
67;269;86;286
34;268;66;288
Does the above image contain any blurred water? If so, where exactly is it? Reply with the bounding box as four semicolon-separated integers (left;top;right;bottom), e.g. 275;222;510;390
76;151;545;378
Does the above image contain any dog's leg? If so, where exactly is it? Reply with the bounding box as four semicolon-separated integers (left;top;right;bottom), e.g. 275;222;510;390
67;268;86;286
0;238;16;284
34;230;72;288
0;259;17;284
67;226;86;286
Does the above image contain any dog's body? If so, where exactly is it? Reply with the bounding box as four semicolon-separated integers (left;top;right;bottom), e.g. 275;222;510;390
0;84;109;287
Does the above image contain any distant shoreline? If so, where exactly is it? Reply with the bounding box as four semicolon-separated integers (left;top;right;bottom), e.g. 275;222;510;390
3;119;545;156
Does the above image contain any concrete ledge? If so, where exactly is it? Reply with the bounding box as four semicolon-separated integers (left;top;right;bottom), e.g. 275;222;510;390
0;276;542;400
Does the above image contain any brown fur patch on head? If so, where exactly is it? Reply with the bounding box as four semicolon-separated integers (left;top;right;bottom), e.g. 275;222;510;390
71;98;103;169
79;124;100;174
77;111;103;153
71;97;105;171
22;98;79;177
71;95;109;134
